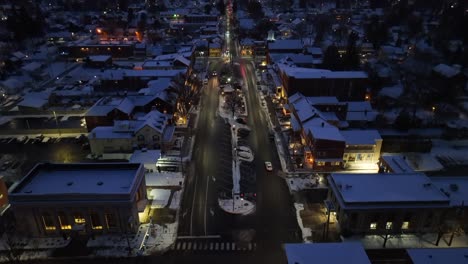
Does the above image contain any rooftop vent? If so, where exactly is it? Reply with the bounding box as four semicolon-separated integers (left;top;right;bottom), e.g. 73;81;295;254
97;181;103;186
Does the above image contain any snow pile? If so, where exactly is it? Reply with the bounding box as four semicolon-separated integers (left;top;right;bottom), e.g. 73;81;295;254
286;177;323;192
294;203;313;243
145;172;184;187
218;198;255;215
149;189;172;208
169;190;182;209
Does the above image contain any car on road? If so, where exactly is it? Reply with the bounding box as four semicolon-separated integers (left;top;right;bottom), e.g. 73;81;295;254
264;161;273;171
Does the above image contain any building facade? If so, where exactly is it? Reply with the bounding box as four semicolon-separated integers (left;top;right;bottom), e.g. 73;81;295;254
327;173;451;237
8;163;147;237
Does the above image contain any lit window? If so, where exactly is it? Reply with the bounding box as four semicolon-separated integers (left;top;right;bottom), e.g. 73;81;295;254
386;222;393;230
402;221;409;230
42;213;56;231
58;213;71;230
370;222;377;230
90;213;102;230
74;213;86;224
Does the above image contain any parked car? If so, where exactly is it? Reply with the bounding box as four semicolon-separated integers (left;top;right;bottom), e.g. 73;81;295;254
264;161;273;171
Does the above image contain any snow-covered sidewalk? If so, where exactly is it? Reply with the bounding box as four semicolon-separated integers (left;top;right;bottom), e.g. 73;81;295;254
294;203;313;243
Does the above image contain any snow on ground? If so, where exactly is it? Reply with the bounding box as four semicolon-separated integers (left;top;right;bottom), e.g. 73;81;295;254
149;189;172;208
286;176;326;192
431;139;468;165
146;172;184;187
218;198;255;215
344;232;468;249
294;203;312;243
88;222;178;257
169;190;182;209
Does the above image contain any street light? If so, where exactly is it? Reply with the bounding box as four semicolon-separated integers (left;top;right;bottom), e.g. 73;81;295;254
53;111;61;136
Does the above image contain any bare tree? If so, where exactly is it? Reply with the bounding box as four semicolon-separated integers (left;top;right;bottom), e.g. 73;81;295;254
170;73;200;123
224;93;242;117
0;212;23;263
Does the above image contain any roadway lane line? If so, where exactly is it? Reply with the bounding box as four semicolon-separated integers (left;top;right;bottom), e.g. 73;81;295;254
204;175;209;236
190;161;200;235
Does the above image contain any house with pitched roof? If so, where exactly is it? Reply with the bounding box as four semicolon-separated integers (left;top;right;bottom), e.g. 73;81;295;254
88;110;174;155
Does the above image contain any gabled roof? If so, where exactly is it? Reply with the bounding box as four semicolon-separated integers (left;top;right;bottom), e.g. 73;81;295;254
341;130;381;145
306;123;345;142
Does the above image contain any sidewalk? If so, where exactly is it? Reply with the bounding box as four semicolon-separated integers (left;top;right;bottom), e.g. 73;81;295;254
344;232;468;249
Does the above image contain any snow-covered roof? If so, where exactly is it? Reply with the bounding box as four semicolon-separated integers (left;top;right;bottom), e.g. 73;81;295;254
21;61;42;72
291;96;321;122
285;242;371;264
341;130;381;145
288;92;304;104
407;248;468;264
306;46;323;55
129;150;161;166
345;101;377;121
116;97;135;114
268;39;303;50
380;154;415;174
88;55;111;62
433;64;461;78
308;125;345;142
431;177;468;207
278;64;368;79
18;92;50;109
329;173;450;208
10;163;143;195
90;126;133;139
379;84;403;99
238;18;255;30
101;69;186;80
306;96;339;105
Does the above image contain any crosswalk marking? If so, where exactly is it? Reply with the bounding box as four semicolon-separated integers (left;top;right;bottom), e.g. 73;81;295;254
171;240;257;252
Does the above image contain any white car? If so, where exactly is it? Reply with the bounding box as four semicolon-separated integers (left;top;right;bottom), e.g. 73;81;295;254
264;161;273;171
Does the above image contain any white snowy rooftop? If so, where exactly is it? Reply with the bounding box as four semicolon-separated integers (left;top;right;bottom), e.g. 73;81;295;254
285;242;371;264
380;154;415;173
129;150;161;166
278;64;368;79
11;163;143;195
431;177;468;207
341;130;381;145
329;173;450;207
407;248;468;264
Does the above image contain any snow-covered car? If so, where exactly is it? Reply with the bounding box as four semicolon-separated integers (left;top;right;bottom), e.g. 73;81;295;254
264;161;273;171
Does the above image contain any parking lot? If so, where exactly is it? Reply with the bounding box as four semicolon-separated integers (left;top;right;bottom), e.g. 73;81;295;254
0;135;90;187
